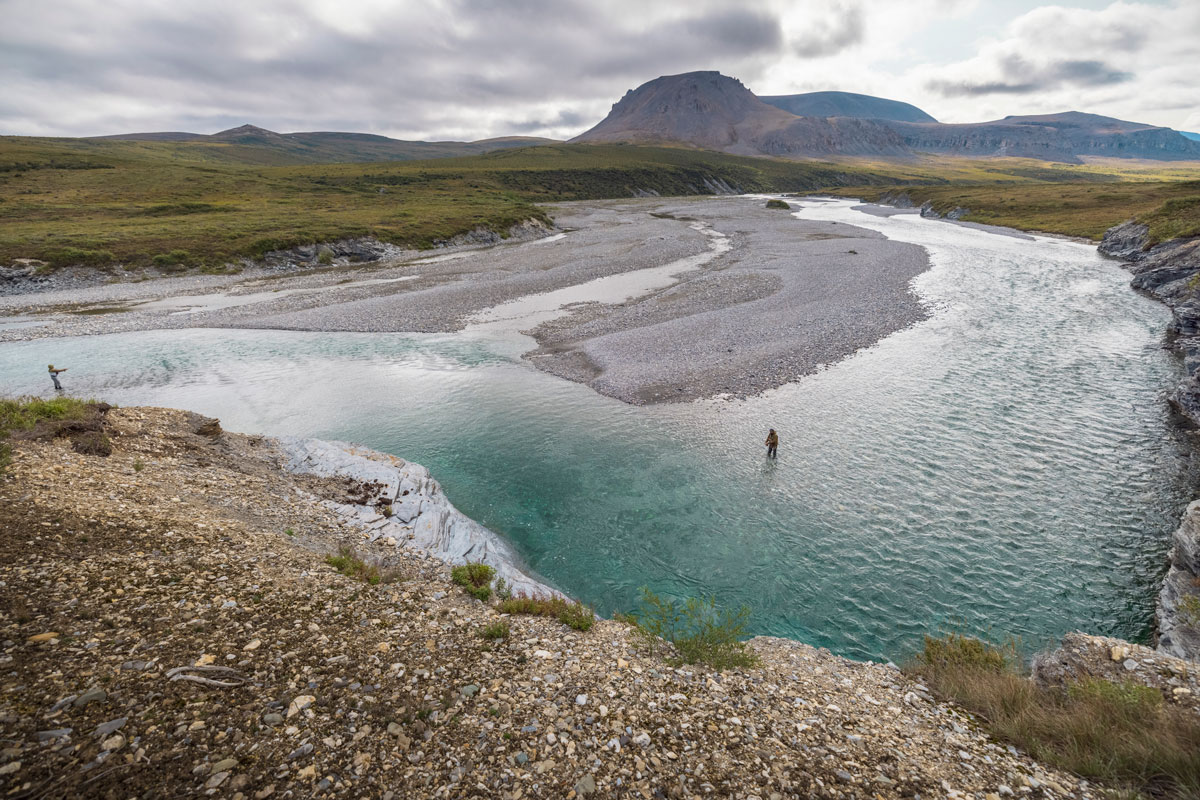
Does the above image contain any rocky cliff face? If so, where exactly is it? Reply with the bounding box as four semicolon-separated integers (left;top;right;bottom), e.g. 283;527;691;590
1100;223;1200;659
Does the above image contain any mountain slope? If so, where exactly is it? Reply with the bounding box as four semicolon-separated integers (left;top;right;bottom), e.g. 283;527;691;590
571;71;910;159
90;125;558;165
1182;131;1200;142
760;91;937;123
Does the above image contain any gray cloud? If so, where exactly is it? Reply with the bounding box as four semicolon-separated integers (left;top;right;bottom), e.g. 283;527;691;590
792;1;863;58
0;0;795;138
929;55;1133;97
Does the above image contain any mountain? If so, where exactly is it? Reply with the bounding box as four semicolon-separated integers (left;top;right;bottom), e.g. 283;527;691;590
880;111;1200;163
760;91;937;123
91;125;558;165
574;72;1200;163
1182;131;1200;142
570;71;910;159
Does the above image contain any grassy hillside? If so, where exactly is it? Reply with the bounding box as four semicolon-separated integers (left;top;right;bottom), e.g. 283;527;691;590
3;133;1200;273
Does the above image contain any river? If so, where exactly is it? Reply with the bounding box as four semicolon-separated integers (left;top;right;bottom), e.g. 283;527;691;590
1;198;1190;662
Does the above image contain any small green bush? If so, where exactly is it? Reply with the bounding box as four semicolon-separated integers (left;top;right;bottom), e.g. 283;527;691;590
765;198;791;210
1180;594;1200;627
326;546;399;585
629;588;758;669
480;620;510;640
918;632;1012;673
451;562;495;600
497;593;594;632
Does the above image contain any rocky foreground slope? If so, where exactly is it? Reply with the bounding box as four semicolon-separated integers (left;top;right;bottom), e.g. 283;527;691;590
0;407;1100;799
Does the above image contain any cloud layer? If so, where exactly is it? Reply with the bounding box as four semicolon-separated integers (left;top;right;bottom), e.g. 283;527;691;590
1;0;1197;139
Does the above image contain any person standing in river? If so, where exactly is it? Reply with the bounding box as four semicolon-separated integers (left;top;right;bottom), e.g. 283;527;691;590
765;428;778;459
48;364;67;391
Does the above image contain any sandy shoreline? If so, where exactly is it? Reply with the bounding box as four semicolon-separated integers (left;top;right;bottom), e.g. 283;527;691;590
1;196;930;406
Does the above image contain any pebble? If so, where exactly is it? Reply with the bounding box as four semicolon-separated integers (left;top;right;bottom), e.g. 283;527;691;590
286;695;315;718
94;717;127;738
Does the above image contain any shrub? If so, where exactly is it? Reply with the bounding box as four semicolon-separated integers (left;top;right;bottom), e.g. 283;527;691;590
71;431;112;456
480;620;510;640
628;588;758;669
497;593;594;632
326;546;399;585
42;247;115;270
910;634;1200;798
451;562;495;600
917;632;1012;673
765;198;790;210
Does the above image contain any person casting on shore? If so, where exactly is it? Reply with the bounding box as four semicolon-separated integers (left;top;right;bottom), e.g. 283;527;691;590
48;364;67;391
765;428;778;458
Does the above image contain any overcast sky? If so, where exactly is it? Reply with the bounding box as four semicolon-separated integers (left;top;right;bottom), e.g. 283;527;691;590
2;0;1197;139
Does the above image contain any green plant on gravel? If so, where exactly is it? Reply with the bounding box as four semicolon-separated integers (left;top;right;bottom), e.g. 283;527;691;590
628;587;758;669
325;545;399;585
479;620;510;640
451;562;495;600
910;633;1200;799
0;396;93;472
765;198;790;210
497;593;594;632
1180;594;1200;627
493;576;513;601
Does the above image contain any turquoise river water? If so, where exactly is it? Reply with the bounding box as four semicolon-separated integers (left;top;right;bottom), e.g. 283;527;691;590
1;198;1193;662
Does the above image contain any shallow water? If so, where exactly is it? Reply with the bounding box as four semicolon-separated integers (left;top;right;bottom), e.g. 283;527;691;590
1;198;1190;662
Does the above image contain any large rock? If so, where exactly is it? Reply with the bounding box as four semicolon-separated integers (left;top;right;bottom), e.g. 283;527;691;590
1098;221;1149;260
1033;633;1199;714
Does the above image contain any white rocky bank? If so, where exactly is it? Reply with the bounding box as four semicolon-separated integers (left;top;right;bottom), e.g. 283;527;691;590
277;436;561;598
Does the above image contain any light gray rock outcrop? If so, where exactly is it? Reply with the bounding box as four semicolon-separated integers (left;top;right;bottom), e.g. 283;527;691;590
1100;221;1200;660
1157;501;1200;660
278;437;560;598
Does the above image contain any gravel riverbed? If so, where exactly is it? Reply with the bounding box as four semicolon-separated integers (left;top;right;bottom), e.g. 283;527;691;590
1;197;928;405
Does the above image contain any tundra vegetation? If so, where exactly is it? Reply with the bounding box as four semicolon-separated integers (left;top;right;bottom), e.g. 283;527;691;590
4;134;1199;276
911;633;1200;799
